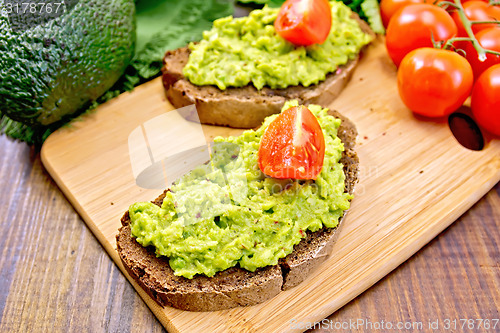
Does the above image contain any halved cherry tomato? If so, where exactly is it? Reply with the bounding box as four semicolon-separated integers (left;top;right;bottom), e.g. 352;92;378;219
386;4;458;67
463;27;500;80
397;48;473;117
274;0;332;46
452;1;500;36
380;0;424;28
471;64;500;136
258;105;325;179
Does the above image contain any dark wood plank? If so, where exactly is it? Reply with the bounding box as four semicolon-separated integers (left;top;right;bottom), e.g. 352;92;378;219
0;134;498;332
0;137;165;332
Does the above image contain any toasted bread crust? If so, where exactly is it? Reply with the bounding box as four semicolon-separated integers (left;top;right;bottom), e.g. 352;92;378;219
162;48;359;129
117;212;284;311
116;109;358;311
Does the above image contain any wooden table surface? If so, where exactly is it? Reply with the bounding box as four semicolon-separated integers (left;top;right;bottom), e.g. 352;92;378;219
0;134;499;333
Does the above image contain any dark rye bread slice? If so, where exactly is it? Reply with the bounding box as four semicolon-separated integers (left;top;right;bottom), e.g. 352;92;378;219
116;109;358;311
161;15;373;129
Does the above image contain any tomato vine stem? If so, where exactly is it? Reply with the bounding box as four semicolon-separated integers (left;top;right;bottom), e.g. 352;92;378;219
469;20;500;24
440;0;500;61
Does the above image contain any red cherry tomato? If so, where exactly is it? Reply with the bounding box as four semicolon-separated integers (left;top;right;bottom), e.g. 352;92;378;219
452;1;500;36
380;0;424;28
258;105;325;179
471;64;500;136
274;0;332;46
463;27;500;80
397;48;473;117
386;4;458;67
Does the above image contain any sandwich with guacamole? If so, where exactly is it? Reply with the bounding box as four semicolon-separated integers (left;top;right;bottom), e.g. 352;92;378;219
161;0;373;128
116;99;359;311
117;0;367;311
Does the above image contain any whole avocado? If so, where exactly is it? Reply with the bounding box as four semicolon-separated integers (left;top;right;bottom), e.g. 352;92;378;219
0;0;135;126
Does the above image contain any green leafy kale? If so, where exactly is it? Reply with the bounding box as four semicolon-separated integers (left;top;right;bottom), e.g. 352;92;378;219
132;0;234;81
237;0;285;7
343;0;384;33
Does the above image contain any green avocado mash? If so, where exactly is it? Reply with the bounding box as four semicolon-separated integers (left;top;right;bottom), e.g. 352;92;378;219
129;101;352;279
183;2;372;90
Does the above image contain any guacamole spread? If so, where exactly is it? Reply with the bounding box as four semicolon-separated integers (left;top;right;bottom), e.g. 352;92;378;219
183;2;372;90
129;102;351;279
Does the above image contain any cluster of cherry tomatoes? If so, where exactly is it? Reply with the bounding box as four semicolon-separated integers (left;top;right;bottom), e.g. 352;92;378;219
381;0;500;137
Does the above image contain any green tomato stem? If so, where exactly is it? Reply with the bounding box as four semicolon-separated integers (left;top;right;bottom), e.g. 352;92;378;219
470;20;500;25
453;0;489;61
446;37;500;56
484;49;500;56
437;1;460;9
449;37;472;41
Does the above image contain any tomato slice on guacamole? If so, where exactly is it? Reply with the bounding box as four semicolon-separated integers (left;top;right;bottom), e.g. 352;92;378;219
258;105;325;179
274;0;332;46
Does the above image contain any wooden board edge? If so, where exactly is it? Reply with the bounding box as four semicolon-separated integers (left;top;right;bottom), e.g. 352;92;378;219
297;176;500;332
40;145;181;333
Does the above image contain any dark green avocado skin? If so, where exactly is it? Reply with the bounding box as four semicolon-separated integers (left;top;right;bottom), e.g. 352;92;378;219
0;0;136;126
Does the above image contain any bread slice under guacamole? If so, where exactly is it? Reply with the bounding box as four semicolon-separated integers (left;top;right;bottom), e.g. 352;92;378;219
116;107;358;312
161;5;374;129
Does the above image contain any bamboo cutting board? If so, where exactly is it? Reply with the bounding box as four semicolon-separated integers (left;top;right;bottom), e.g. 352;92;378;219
41;37;500;333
